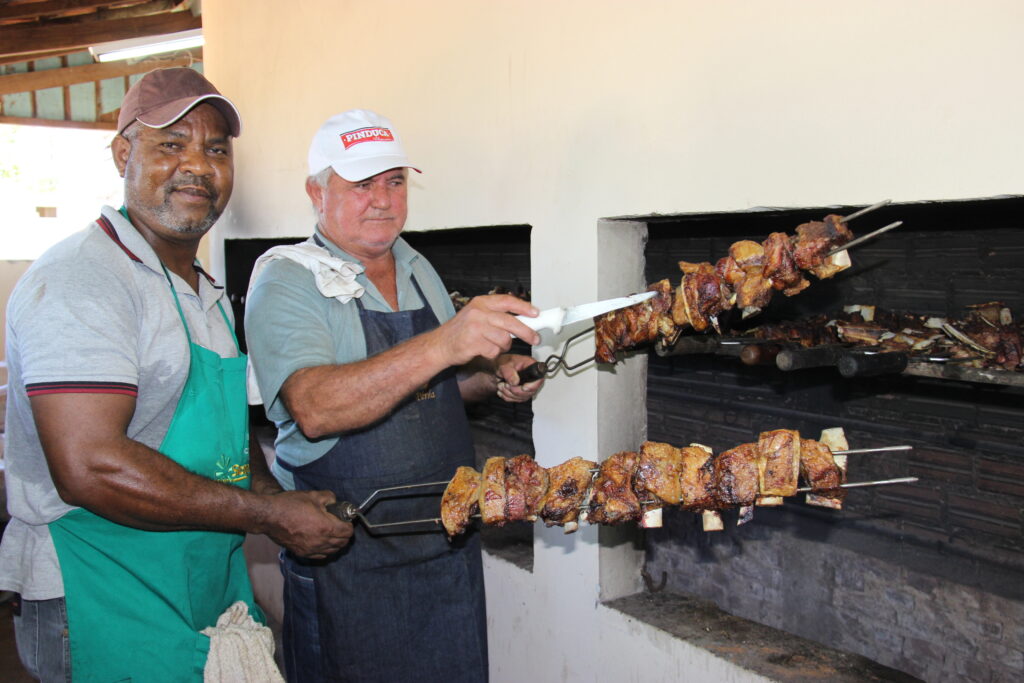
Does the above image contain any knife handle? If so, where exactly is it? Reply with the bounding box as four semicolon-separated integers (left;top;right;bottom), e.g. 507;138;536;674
517;362;548;384
515;307;566;334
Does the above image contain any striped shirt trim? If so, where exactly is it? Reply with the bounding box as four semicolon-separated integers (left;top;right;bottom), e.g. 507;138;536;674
26;381;138;398
97;215;143;263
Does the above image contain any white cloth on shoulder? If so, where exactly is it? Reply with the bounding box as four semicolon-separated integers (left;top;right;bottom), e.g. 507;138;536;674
245;242;365;405
201;601;284;683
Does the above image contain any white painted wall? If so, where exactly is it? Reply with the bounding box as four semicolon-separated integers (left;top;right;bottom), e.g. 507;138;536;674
201;1;1024;679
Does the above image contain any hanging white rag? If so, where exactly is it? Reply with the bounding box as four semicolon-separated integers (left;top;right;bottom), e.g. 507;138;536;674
245;242;365;405
201;601;285;683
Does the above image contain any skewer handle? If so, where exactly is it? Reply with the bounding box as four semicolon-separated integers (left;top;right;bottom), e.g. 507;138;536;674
327;500;360;522
517;361;548;384
838;350;908;378
740;343;782;366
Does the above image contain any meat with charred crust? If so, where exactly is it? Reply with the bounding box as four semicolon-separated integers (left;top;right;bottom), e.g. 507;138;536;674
480;456;507;526
634;441;684;506
678;445;717;510
757;429;801;499
714;442;760;507
595;280;674;363
504;454;549;522
441;466;483;537
538;456;597;528
589;451;641;525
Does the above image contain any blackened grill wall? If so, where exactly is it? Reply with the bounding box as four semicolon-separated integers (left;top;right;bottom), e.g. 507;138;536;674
641;198;1024;682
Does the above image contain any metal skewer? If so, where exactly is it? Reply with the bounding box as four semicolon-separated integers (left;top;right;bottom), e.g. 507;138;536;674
841;199;891;223
832;445;912;455
826;220;903;257
795;476;917;493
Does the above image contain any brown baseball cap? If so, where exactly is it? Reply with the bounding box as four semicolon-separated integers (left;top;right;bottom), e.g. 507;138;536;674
117;67;242;137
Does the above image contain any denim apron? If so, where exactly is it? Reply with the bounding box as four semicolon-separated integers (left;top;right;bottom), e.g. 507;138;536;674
286;276;487;682
49;222;260;681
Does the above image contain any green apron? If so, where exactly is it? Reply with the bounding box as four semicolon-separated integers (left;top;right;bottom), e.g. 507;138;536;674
49;264;261;682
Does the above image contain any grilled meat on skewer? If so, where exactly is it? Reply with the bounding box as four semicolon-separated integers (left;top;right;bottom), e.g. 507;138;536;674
588;451;642;525
792;214;854;279
713;442;760;507
442;428;877;537
805;428;848;509
504;454;549;522
441;466;483;537
595;280;674;363
480;456;508;526
634;441;685;506
677;262;731;333
597;213;856;364
538;456;597;531
679;445;717;511
757;429;801;503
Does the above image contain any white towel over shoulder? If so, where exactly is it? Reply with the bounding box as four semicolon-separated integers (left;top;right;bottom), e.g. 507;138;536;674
245;242;365;405
202;601;284;683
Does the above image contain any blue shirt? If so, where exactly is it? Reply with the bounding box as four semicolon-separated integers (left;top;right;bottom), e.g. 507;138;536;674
244;226;455;488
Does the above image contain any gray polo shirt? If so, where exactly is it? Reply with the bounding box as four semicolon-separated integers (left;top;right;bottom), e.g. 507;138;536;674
244;227;455;489
0;205;239;600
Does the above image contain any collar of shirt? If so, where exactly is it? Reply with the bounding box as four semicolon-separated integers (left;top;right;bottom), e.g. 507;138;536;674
102;205;226;313
311;225;422;311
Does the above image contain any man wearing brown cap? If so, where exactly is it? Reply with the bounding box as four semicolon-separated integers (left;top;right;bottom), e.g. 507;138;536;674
0;67;353;682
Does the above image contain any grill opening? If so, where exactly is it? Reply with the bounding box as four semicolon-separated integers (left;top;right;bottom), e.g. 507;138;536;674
639;197;1024;683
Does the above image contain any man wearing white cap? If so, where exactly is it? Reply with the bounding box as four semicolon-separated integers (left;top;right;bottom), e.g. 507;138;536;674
245;109;544;682
0;68;352;682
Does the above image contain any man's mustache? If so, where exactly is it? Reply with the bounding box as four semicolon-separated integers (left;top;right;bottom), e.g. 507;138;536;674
167;174;218;200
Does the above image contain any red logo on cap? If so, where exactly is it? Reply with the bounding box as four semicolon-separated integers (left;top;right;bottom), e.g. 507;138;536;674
340;127;394;149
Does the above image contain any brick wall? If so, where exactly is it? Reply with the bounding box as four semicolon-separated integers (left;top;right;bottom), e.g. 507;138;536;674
642;198;1024;682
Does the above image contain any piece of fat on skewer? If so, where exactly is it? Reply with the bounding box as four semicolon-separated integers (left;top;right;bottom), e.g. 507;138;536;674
702;510;724;532
806;427;849;509
640;507;663;528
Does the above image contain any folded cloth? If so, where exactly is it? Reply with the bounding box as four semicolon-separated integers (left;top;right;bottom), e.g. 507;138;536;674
245;241;365;405
201;601;285;683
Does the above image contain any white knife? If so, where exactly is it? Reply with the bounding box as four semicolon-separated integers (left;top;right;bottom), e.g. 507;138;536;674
515;291;658;334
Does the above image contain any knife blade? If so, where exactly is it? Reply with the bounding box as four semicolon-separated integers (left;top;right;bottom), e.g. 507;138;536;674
515;291;657;334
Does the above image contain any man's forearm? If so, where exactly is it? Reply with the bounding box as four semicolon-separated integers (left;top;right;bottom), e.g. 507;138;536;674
281;327;451;439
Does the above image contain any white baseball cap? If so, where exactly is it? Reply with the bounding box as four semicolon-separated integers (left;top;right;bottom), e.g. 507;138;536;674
308;109;421;181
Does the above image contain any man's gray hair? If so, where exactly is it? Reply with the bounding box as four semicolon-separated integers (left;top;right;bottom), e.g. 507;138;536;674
310;166;335;189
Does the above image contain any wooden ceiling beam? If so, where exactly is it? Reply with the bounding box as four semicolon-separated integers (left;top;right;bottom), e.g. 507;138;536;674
0;114;117;130
0;1;134;23
0;47;80;67
0;48;200;95
0;10;200;59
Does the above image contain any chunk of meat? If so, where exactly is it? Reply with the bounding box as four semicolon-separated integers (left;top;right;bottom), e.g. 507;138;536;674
678;262;730;333
441;466;482;537
634;441;684;506
479;457;507;526
539;456;597;528
504;454;549;522
589;451;641;525
800;438;845;502
594;280;674;363
757;429;801;498
714;442;760;506
678;445;716;510
792;214;854;279
763;232;809;296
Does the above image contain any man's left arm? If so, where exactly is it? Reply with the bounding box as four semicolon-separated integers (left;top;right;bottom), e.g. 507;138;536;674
458;353;543;404
248;430;283;495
